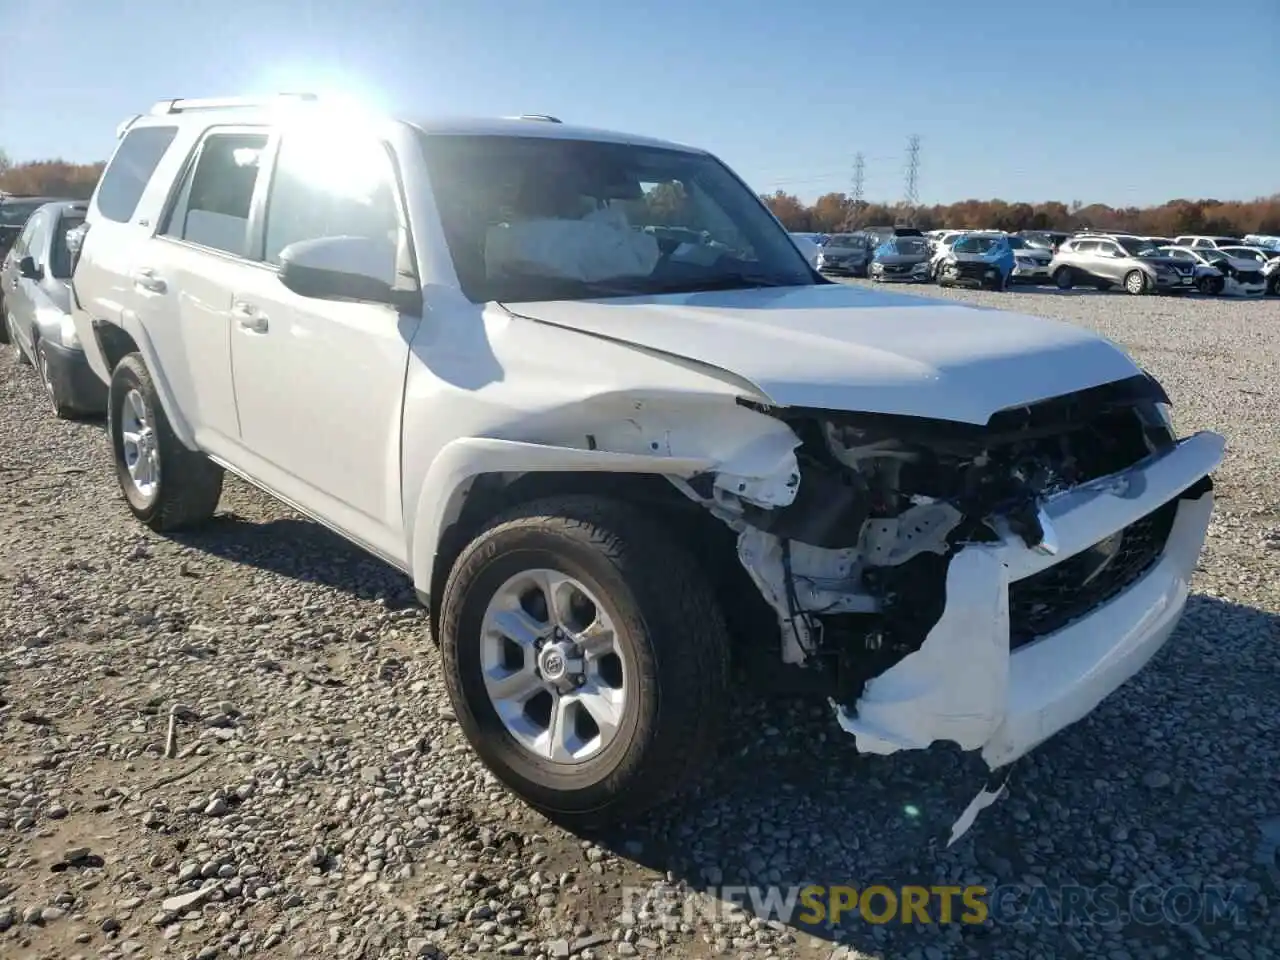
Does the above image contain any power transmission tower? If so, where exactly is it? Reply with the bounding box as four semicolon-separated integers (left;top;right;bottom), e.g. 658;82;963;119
904;135;921;211
850;153;865;225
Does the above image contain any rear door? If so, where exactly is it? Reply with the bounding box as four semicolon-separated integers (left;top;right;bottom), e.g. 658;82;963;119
148;126;273;448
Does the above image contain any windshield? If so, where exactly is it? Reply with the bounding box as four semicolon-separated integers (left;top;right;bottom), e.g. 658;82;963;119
954;236;1000;254
890;237;930;255
0;200;46;228
1117;236;1163;257
827;234;866;249
48;216;85;278
417;134;815;302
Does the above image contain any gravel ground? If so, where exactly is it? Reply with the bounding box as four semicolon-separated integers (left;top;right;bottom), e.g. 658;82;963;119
1;284;1278;960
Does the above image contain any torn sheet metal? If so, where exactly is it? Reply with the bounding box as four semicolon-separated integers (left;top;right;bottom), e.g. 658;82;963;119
831;546;1009;753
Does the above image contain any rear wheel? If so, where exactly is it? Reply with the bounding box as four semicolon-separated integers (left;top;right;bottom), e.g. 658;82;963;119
35;338;77;420
438;495;731;827
108;353;224;532
1124;270;1147;295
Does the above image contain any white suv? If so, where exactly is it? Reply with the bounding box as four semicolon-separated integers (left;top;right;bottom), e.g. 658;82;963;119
70;94;1224;837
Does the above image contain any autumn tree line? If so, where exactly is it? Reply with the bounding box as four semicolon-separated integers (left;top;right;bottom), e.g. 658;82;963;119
1;150;1276;239
762;190;1280;239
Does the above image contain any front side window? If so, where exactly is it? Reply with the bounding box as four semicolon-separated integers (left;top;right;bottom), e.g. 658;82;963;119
97;125;178;223
263;126;402;266
19;210;50;265
162;132;267;256
418;134;815;303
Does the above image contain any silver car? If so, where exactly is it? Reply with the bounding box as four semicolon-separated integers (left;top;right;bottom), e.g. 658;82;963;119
1005;235;1054;284
1;200;106;417
1048;234;1197;295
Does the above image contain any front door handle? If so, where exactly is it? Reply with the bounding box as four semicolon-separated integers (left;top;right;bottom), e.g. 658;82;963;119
132;268;167;294
231;299;269;333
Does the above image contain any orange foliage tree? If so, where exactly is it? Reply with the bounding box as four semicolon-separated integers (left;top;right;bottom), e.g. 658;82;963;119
0;156;104;200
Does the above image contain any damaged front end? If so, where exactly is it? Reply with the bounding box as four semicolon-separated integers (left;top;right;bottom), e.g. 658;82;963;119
673;373;1224;842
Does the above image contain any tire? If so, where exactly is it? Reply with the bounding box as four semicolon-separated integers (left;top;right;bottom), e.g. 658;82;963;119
1124;270;1147;295
107;353;224;532
1197;276;1217;295
438;494;731;827
1053;267;1075;290
6;315;30;365
35;338;77;420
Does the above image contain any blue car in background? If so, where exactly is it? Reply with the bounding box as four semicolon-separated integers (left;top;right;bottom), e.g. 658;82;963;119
936;233;1016;290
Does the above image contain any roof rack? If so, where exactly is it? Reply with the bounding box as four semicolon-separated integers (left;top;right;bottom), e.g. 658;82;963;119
148;92;318;116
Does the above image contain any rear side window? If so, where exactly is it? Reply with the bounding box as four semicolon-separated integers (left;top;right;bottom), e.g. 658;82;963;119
162;132;268;256
97;125;178;223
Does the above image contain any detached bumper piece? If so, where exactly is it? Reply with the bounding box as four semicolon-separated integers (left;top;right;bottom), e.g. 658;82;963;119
831;429;1225;842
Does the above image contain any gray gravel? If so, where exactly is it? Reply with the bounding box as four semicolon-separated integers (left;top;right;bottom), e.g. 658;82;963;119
1;284;1278;960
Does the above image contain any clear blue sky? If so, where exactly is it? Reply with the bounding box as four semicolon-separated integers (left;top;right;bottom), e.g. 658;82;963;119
3;0;1277;207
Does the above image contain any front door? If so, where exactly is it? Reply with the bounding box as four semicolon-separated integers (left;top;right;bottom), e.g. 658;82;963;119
227;120;420;565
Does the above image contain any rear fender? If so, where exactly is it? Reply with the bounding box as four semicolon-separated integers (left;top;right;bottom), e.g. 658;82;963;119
85;312;198;450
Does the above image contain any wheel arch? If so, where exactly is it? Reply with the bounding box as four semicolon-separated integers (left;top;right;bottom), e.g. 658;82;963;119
94;317;198;449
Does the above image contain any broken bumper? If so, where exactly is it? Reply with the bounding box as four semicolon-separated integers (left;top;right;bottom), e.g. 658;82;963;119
835;429;1225;769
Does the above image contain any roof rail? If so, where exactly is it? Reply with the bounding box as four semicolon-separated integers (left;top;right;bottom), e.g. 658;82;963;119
513;114;563;123
148;92;318;116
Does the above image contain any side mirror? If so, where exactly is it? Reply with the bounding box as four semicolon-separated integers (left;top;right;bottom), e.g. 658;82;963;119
18;255;41;280
277;236;408;306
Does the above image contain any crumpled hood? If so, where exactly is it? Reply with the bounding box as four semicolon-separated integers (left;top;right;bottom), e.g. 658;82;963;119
502;283;1143;424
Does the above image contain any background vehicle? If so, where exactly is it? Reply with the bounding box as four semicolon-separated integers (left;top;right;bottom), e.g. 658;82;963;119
1161;246;1266;297
868;235;932;282
1018;230;1071;252
68;94;1222;839
1157;246;1227;294
788;232;823;268
863;224;924;248
0;195;76;339
1217;245;1280;295
1049;234;1196;294
936;233;1015;290
816;232;872;276
1005;234;1053;284
1172;234;1243;250
1;200;103;416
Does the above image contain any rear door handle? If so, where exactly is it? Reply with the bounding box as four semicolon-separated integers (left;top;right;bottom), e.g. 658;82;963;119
231;299;268;333
132;268;166;294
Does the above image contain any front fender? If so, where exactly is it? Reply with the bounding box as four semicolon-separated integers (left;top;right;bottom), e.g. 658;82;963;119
407;437;716;593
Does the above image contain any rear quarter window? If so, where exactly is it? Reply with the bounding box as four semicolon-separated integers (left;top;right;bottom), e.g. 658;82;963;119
96;125;179;223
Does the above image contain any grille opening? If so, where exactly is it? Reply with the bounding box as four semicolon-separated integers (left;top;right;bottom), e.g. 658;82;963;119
1008;497;1180;650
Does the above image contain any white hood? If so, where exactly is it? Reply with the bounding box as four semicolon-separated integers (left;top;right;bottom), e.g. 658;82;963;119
503;283;1143;424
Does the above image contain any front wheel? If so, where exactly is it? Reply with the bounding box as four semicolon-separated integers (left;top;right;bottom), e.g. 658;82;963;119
1124;270;1148;295
438;495;731;827
1053;267;1075;290
108;353;224;532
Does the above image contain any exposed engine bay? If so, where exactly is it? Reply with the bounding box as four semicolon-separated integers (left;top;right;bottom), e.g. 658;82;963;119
674;373;1180;710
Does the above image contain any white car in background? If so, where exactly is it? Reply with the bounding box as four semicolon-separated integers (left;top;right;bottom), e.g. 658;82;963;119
1005;234;1054;284
1160;246;1266;297
1217;245;1280;295
788;232;823;269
